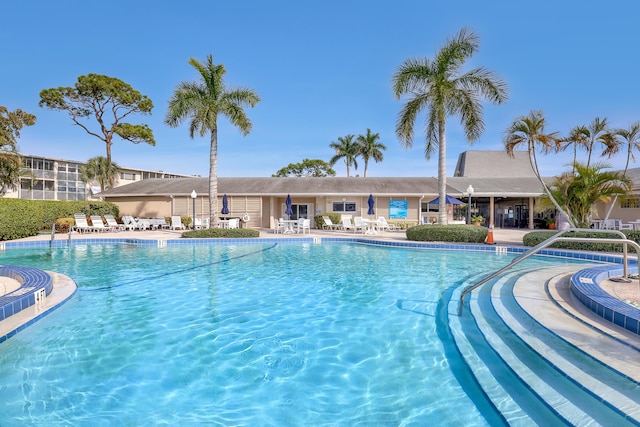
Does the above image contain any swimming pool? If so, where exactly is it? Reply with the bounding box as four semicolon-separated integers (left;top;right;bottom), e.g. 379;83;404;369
0;242;590;425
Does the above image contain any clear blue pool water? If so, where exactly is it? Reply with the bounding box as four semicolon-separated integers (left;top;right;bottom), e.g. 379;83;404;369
0;242;575;426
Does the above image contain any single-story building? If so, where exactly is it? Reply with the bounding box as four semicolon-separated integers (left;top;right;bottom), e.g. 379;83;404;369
97;150;640;230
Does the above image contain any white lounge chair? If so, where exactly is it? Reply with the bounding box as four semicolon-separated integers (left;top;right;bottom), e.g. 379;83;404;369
353;217;366;234
341;217;354;231
89;215;108;232
322;216;341;230
170;216;186;230
377;217;399;231
104;214;125;231
72;214;94;233
227;218;240;229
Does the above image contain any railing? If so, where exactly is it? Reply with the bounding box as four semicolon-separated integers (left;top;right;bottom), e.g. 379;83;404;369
457;228;640;315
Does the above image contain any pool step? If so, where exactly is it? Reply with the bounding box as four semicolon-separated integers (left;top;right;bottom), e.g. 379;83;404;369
451;265;640;425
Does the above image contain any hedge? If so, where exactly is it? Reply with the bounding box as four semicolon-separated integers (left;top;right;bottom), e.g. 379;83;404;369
181;228;260;238
406;224;488;243
522;230;640;253
0;199;119;241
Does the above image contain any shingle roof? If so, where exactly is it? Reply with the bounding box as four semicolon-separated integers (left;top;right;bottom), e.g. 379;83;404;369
97;151;554;199
454;150;536;178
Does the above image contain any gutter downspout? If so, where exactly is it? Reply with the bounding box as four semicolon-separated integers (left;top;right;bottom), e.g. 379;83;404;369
418;195;424;224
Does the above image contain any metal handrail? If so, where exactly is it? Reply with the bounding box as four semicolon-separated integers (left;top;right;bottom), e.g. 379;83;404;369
457;227;640;316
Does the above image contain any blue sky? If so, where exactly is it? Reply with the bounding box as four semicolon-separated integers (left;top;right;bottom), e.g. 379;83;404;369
3;1;640;178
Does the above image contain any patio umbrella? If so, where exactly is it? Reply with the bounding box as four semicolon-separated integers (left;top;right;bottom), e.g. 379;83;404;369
221;194;230;215
285;194;293;217
367;194;375;215
427;194;464;205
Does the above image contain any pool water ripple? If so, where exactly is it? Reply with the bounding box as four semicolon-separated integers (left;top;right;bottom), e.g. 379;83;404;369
0;242;579;425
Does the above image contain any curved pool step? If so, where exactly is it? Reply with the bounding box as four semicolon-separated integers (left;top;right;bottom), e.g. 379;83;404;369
449;267;572;425
451;265;640;425
506;267;640;421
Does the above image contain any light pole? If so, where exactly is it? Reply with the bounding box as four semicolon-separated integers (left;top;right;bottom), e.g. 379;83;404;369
191;190;197;229
466;184;474;224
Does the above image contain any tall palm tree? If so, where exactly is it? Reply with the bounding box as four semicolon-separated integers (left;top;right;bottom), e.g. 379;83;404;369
561;125;589;173
600;121;640;221
503;110;570;226
329;134;359;177
165;55;260;225
80;156;120;192
356;129;386;177
392;27;508;224
584;117;616;167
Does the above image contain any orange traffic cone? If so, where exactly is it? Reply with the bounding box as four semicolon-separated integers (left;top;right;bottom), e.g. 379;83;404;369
485;224;496;245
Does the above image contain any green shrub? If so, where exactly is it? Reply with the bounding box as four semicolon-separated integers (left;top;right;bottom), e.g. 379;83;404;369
0;199;119;241
182;228;260;238
314;212;341;229
522;230;640;253
406;224;488;243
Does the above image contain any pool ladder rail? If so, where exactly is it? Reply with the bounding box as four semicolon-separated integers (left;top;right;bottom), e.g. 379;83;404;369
457;228;640;315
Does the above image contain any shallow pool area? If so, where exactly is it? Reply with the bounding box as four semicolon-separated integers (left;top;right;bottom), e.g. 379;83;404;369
0;241;636;425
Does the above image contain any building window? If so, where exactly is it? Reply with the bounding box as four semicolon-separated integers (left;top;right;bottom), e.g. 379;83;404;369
120;171;136;180
621;197;640;208
332;201;356;212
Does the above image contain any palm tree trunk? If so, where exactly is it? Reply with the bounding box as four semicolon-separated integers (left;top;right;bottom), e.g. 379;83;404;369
364;159;369;177
438;120;447;225
603;152;631;222
530;149;575;228
209;129;219;227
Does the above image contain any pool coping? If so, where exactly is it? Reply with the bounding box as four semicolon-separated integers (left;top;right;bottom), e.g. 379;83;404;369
0;237;638;342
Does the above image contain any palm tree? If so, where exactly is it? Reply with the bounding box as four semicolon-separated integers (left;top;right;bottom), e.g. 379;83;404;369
600;121;640;221
0;152;25;196
584;117;616;167
392;27;508;224
165;55;260;225
329;134;359;177
503;110;570;226
560;125;589;173
80;156;119;192
545;162;631;227
356;129;386;177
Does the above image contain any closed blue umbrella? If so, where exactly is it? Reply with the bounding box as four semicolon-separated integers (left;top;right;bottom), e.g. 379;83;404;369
221;194;230;215
285;194;293;217
367;194;375;215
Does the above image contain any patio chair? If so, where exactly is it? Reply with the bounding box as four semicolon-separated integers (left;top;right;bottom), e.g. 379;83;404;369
228;218;240;229
297;218;311;234
104;214;125;231
89;215;108;232
273;218;285;234
353;217;366;234
170;216;186;230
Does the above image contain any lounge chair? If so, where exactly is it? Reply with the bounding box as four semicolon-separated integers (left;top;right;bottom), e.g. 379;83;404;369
104;214;125;231
170;216;186;230
322;216;341;230
227;218;240;229
89;215;108;232
377;217;399;231
341;216;354;231
72;214;94;233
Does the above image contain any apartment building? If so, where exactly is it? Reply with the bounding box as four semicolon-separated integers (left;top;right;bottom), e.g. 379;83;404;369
6;155;192;201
